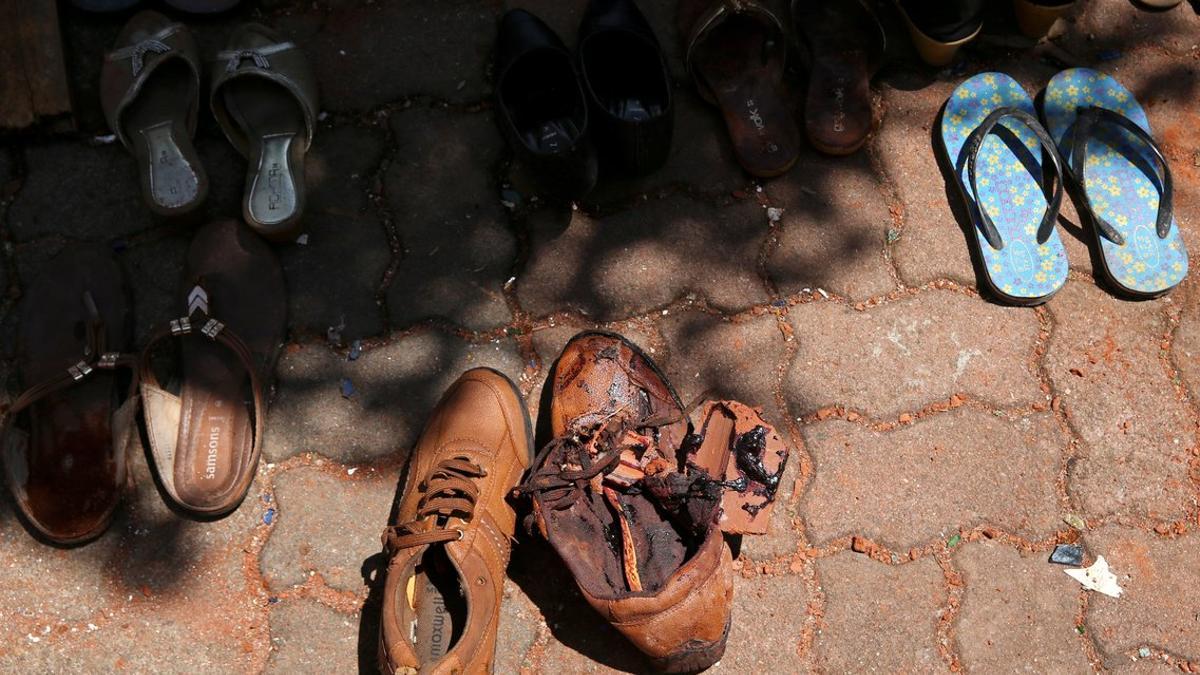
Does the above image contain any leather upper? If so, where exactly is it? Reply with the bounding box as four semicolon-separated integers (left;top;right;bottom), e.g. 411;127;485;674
547;331;689;450
536;332;734;672
100;10;202;149
210;22;319;157
379;368;531;674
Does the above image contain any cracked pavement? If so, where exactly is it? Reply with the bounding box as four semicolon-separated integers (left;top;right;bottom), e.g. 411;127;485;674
1;0;1199;672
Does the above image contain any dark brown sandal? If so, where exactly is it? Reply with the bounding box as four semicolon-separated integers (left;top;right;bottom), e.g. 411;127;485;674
792;0;885;156
210;24;318;241
139;220;286;516
2;249;137;545
679;0;800;177
101;10;208;217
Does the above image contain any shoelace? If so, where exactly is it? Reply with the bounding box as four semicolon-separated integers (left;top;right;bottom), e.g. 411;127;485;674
515;395;706;511
383;458;487;552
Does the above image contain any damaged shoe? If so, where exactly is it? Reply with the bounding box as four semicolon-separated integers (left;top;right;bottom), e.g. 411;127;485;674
377;368;533;674
518;331;789;672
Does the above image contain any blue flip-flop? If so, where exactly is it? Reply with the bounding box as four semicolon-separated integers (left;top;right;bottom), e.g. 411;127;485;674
940;72;1070;305
1042;68;1187;297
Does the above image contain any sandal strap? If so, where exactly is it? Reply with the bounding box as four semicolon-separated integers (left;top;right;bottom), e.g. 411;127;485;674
964;106;1066;250
7;291;135;419
1066;105;1173;244
215;41;297;74
106;24;182;76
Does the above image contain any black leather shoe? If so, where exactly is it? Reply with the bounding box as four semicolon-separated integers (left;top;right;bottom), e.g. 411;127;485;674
495;9;598;199
578;0;673;176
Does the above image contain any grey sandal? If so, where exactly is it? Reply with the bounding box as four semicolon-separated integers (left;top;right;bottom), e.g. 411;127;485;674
210;24;318;241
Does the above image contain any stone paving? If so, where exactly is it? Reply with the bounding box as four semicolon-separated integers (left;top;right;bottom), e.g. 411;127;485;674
1;0;1199;672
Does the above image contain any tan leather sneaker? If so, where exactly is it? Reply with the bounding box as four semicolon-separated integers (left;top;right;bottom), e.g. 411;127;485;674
520;332;740;673
378;368;532;674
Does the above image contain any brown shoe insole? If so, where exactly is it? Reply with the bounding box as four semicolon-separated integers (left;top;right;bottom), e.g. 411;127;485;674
223;79;306;235
692;15;799;177
167;220;285;513
124;60;207;215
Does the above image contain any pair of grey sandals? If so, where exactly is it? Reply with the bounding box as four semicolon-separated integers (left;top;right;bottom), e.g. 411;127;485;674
101;10;318;241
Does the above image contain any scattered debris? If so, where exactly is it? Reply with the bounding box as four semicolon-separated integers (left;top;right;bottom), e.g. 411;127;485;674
1138;647;1151;659
326;317;346;346
268;597;279;605
111;239;129;253
348;339;362;361
94;134;117;144
1065;556;1123;598
766;207;784;223
947;533;962;548
817;288;829;299
1050;543;1084;566
340;378;356;399
347;467;358;476
886;228;901;244
1097;49;1122;62
295;233;309;245
501;188;522;209
317;111;329;122
263;508;276;525
1063;513;1086;531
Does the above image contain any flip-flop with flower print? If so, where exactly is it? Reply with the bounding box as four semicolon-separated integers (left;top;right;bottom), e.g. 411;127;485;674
939;72;1070;305
1041;68;1188;298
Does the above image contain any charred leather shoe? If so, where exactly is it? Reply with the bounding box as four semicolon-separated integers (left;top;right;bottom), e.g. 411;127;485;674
378;368;533;674
519;331;789;672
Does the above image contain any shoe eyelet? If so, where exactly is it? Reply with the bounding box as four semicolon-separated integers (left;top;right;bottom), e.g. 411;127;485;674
456;529;465;541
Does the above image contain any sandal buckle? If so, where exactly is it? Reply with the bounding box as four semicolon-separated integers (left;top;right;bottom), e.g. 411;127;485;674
170;318;192;336
68;361;93;381
200;319;225;339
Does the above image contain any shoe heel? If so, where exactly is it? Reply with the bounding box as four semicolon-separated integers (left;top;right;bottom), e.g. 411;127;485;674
1012;0;1074;39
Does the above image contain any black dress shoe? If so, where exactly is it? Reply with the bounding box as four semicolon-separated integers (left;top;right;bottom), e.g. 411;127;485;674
578;0;673;176
495;9;598;198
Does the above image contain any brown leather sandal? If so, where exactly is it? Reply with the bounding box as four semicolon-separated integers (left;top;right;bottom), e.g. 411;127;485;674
793;0;885;156
139;220;286;517
210;24;318;242
679;0;800;177
101;10;208;217
2;249;137;545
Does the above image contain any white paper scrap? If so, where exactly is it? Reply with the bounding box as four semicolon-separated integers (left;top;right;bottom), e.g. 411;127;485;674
1064;555;1123;598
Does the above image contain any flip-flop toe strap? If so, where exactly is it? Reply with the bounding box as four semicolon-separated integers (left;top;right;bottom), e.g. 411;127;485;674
964;106;1066;250
1068;105;1174;243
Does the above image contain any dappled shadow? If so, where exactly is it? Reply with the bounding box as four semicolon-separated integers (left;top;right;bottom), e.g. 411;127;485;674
1;0;1198;668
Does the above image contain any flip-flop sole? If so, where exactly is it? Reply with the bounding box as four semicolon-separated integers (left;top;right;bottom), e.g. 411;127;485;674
692;15;800;177
1042;68;1188;297
940;72;1069;304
